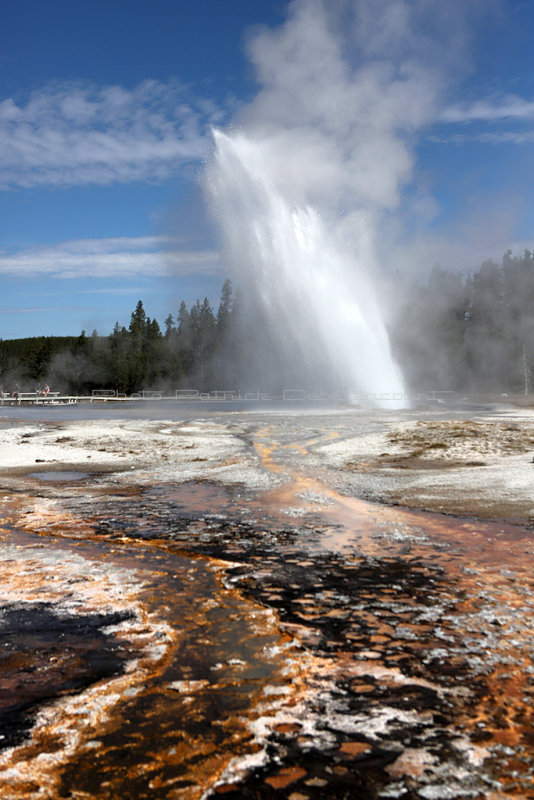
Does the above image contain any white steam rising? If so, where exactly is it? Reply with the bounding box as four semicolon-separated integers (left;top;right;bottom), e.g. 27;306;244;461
206;0;474;403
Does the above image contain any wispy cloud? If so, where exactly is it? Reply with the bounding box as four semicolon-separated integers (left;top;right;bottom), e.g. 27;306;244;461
429;130;534;146
0;236;222;278
0;305;68;315
441;94;534;123
0;80;227;189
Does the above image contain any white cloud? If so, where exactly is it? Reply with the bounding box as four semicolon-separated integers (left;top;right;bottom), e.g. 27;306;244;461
429;130;534;146
432;93;534;145
0;79;227;189
441;94;534;123
0;236;222;278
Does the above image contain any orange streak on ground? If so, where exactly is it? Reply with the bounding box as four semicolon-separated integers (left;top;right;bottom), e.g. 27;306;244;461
0;422;533;797
0;495;305;800
252;426;534;796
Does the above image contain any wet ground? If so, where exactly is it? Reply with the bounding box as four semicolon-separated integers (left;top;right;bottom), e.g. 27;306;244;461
0;408;533;799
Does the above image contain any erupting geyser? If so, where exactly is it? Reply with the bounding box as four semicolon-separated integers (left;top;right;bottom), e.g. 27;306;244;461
204;0;459;404
207;129;405;403
202;0;453;405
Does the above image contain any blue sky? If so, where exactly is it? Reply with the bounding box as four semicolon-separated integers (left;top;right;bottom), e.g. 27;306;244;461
1;0;534;339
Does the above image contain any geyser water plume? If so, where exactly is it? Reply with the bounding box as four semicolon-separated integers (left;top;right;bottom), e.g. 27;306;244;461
207;128;405;404
204;0;478;404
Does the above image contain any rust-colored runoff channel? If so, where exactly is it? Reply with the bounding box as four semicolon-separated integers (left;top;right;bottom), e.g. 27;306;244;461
0;498;301;800
0;422;532;799
246;427;534;798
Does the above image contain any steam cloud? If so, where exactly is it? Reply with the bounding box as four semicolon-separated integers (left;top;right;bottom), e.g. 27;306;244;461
206;0;483;402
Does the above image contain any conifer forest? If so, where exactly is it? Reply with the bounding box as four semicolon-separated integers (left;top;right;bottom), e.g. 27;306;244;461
1;249;534;397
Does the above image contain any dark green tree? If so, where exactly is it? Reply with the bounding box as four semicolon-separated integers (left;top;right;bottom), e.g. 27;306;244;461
176;300;194;381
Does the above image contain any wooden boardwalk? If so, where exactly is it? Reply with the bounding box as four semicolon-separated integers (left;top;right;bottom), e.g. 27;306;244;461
0;389;348;405
0;392;124;405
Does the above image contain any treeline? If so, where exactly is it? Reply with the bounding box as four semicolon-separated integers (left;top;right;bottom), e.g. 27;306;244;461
0;336;87;394
2;249;534;397
0;280;240;395
392;249;534;394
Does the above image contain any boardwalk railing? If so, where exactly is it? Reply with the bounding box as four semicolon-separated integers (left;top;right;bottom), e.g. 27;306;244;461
0;388;363;406
0;392;74;405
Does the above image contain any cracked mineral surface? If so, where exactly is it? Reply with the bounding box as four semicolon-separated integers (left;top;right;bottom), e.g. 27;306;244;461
0;401;532;799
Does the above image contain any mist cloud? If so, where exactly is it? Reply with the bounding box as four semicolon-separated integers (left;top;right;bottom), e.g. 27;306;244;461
212;0;490;268
233;0;525;273
237;0;444;216
220;0;501;240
